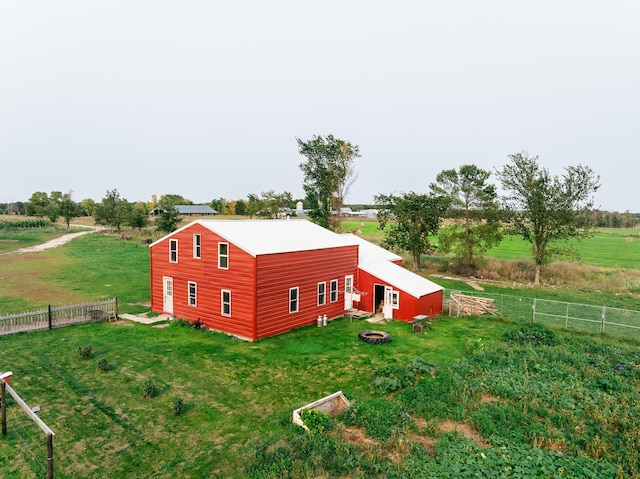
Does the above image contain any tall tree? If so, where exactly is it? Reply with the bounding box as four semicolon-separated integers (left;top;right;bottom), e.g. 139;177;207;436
297;134;360;231
155;196;182;233
59;191;77;229
94;189;131;232
430;165;502;270
27;191;50;217
375;192;449;271
496;152;600;286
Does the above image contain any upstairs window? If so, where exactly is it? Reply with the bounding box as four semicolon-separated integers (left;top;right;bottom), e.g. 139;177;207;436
289;287;299;313
193;234;201;259
169;239;178;263
330;279;338;303
317;282;326;306
218;242;229;269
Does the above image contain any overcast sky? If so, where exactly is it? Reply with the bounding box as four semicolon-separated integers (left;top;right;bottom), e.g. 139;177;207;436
1;1;638;211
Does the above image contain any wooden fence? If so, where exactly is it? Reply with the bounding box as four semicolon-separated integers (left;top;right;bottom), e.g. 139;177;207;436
0;298;118;336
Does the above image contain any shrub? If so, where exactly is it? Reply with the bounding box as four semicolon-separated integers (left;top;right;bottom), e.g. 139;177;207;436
192;319;204;330
171;317;190;328
300;408;333;434
503;324;557;346
172;396;184;416
77;345;93;359
96;358;109;371
140;379;159;399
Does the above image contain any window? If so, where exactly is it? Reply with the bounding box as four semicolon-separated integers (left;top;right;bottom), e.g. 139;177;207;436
218;242;229;269
169;239;178;263
317;282;326;306
330;279;338;303
392;291;400;310
289;287;299;313
221;290;231;316
188;282;197;306
193;234;201;259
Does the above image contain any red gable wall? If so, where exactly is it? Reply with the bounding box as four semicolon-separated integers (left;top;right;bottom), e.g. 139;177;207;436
151;223;359;340
255;246;358;339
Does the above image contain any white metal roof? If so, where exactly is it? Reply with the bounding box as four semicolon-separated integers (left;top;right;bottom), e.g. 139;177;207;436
358;260;443;298
195;219;357;256
341;233;402;264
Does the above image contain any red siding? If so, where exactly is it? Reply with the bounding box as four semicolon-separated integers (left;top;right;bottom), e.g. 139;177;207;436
150;224;257;339
356;269;443;322
255;246;358;339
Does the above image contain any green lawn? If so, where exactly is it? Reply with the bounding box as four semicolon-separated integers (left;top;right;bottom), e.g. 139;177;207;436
0;314;512;479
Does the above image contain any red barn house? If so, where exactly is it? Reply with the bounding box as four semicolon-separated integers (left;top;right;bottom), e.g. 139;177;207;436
150;220;443;340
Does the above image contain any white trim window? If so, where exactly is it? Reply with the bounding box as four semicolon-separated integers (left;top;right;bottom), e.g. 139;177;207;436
392;291;400;310
169;239;178;263
188;281;197;306
193;234;201;259
289;287;299;313
218;242;229;269
330;279;338;303
317;282;326;306
221;289;231;316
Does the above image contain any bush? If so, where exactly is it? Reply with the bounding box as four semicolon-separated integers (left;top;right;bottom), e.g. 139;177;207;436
96;358;109;371
192;319;204;330
300;408;333;434
503;324;557;347
172;396;184;416
140;379;159;399
77;345;93;359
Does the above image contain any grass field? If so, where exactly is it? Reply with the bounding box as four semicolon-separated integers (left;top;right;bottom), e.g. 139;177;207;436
1;314;638;478
1;220;640;477
0;315;511;478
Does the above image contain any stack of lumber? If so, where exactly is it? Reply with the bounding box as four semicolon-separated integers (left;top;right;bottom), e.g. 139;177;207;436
450;294;497;316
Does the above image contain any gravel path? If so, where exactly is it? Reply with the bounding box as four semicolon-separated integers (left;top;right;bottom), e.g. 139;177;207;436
2;226;101;255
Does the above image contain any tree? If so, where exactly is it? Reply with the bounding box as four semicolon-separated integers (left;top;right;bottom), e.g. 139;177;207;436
375;192;449;271
128;202;149;232
27;191;50;217
496;151;600;287
155;197;182;233
430;165;502;271
259;190;293;218
297;134;360;231
234;199;247;216
94;189;131;232
245;194;264;218
59;191;77;229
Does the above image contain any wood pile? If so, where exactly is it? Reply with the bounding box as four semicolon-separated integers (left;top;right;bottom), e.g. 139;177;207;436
450;294;497;316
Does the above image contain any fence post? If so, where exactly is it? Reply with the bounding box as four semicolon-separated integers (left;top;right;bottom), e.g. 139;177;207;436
47;432;54;479
532;298;536;324
1;381;6;436
114;297;118;318
48;305;52;330
601;306;606;333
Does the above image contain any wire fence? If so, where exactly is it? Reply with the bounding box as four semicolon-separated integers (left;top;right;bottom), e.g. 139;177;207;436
444;289;640;340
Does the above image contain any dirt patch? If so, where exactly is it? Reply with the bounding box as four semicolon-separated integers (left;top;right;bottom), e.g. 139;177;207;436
480;393;501;404
152;323;170;328
110;320;134;327
439;420;488;447
342;426;380;447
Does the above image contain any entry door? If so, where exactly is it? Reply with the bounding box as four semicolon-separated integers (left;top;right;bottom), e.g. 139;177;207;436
163;276;174;314
383;286;393;320
344;275;353;310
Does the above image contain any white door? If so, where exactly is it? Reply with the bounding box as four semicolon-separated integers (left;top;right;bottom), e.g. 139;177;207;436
383;286;393;320
344;275;353;310
163;276;174;314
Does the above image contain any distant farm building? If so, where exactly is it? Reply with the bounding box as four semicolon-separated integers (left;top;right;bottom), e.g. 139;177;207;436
151;205;219;216
149;219;443;340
